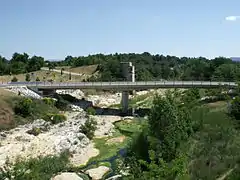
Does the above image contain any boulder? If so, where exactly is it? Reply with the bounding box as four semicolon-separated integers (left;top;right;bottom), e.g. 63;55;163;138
106;175;122;180
51;172;83;180
85;166;110;180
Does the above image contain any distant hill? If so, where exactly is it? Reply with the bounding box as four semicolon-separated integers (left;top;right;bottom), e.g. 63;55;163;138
231;57;240;62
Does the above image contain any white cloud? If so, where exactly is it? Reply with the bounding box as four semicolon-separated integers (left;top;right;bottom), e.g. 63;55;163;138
225;16;240;21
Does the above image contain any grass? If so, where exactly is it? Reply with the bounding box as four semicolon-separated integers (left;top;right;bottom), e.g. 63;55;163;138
0;96;59;131
0;64;98;83
183;102;240;180
114;119;143;134
89;136;129;163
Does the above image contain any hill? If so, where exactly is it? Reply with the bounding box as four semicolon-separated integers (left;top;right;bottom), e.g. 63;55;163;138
0;65;99;83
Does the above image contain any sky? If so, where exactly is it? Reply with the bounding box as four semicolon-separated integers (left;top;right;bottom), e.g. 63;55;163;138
0;0;240;60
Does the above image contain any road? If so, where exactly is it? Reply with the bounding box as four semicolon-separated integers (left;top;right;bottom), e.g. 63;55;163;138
40;67;83;76
1;81;237;90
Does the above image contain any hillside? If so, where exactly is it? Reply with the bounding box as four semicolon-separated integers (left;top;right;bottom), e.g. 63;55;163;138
0;65;99;83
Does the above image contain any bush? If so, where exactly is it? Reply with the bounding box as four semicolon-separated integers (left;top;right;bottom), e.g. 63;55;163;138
86;107;96;115
54;94;69;110
42;97;55;106
44;113;66;124
11;76;18;82
0;151;70;180
25;73;31;82
14;98;33;117
26;127;42;136
229;96;240;120
36;77;40;81
79;117;97;140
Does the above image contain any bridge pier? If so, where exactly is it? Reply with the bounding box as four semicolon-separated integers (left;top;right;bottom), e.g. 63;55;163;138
120;62;135;114
121;91;129;114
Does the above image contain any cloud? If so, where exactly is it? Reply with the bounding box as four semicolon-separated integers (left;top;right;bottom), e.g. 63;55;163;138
225;16;240;21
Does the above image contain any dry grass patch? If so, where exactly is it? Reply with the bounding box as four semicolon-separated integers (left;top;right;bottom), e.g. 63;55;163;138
106;136;126;145
69;65;98;75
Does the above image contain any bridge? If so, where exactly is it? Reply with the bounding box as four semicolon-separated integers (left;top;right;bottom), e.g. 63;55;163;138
1;61;237;114
1;81;237;90
1;80;237;114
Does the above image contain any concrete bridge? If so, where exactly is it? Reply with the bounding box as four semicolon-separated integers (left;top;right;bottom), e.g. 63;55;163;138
1;81;237;90
1;80;237;114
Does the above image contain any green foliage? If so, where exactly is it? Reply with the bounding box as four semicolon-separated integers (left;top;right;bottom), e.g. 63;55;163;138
182;88;201;108
0;151;70;180
123;91;201;179
26;127;42;136
36;77;40;81
44;114;66;124
86;107;96;115
148;92;192;161
79;117;97;140
14;98;33;117
187;110;240;180
11;76;18;82
54;94;69;110
42;97;55;106
52;53;237;81
229;96;240;120
25;73;31;81
0;52;239;82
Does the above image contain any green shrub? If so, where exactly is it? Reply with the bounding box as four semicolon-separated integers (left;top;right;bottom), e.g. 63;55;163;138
229;96;240;121
86;107;96;115
0;151;70;180
26;127;42;136
36;77;40;81
44;113;67;124
25;73;31;81
42;97;55;106
54;94;69;110
14;98;33;117
79;117;97;140
11;76;18;82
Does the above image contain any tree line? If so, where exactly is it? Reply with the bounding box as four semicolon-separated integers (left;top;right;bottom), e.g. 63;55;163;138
0;53;45;75
48;53;240;82
1;52;240;82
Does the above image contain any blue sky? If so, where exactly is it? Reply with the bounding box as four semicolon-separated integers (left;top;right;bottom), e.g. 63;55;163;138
1;0;240;60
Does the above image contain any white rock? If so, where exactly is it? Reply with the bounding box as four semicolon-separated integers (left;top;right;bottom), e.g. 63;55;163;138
106;175;122;180
0;112;96;168
85;166;110;180
51;172;83;180
94;116;122;138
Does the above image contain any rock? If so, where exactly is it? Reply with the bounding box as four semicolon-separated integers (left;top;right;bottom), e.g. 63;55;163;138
29;119;51;131
54;131;89;154
106;175;122;180
85;166;110;180
51;172;83;180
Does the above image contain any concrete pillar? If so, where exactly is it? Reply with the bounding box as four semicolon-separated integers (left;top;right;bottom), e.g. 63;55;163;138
121;91;129;114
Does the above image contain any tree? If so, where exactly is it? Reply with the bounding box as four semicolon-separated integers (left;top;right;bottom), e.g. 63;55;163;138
79;117;97;140
14;98;33;117
123;92;193;179
25;73;31;82
148;92;192;161
229;96;240;120
11;76;18;82
36;77;40;81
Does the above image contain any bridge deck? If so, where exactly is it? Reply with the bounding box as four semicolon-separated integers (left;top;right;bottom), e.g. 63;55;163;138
1;81;237;90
